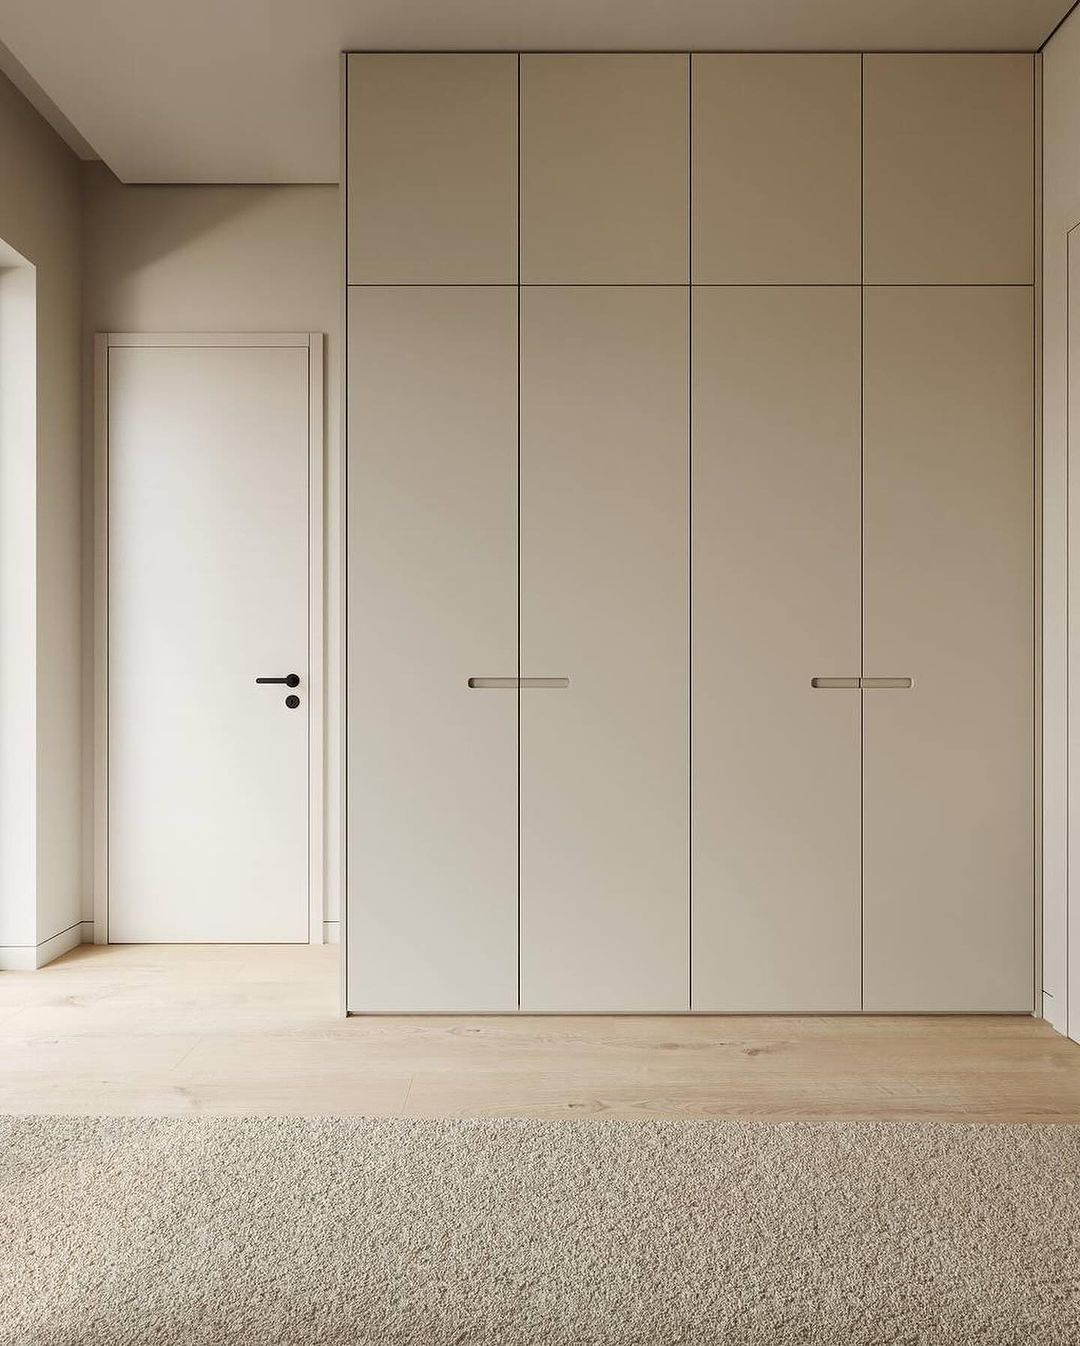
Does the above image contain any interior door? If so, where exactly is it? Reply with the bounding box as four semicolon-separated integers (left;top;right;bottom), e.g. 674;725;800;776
107;341;310;942
519;286;689;1011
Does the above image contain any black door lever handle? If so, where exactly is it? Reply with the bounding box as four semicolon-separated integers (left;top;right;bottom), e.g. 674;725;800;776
256;674;300;688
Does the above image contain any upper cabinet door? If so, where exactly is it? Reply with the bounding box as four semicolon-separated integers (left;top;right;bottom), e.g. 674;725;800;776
521;55;689;283
346;54;517;283
692;55;860;284
863;55;1034;284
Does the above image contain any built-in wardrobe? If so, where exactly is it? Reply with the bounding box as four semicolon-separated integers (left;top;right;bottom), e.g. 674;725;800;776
344;52;1036;1014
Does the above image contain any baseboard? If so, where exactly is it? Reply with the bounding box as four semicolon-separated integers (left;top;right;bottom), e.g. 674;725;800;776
0;919;89;971
1043;990;1066;1032
2;921;335;965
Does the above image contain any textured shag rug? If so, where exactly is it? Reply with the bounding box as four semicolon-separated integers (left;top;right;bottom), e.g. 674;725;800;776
2;1117;1079;1345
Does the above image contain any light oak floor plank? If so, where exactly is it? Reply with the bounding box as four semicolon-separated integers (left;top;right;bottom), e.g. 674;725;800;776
1;944;1078;1120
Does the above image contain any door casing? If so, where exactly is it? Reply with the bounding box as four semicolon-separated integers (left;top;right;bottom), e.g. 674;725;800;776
93;332;326;945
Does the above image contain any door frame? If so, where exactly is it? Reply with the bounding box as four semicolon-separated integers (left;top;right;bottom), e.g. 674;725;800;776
93;332;326;945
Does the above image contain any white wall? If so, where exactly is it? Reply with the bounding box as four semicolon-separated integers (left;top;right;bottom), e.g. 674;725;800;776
0;70;83;968
81;164;343;933
1043;14;1080;1037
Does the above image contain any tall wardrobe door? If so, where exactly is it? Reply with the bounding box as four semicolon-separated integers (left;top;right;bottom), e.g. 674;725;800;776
347;287;519;1011
862;286;1034;1011
692;287;862;1011
520;287;689;1011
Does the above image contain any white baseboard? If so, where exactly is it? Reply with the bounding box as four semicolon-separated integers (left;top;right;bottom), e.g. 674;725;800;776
1043;991;1065;1032
0;919;89;971
1;920;336;966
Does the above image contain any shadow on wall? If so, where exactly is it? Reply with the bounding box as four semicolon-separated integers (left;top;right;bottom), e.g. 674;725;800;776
82;160;340;335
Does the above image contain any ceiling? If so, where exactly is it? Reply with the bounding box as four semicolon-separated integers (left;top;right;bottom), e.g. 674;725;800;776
0;0;1072;184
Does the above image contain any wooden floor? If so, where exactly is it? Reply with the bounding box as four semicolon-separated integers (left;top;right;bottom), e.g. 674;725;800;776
1;943;1078;1120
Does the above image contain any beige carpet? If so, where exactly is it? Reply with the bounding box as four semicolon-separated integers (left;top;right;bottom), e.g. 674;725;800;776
3;1118;1080;1345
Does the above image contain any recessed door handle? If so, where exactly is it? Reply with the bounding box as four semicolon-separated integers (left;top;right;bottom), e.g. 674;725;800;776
468;676;570;689
812;676;914;690
256;673;300;688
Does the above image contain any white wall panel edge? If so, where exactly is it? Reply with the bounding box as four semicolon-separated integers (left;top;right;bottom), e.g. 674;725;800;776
1041;17;1078;1036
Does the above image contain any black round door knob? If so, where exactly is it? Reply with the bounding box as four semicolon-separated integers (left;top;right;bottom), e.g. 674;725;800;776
285;694;300;709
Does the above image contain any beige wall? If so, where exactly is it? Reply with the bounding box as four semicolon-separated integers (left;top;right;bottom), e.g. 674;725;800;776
1044;13;1080;1037
81;164;343;928
0;69;82;961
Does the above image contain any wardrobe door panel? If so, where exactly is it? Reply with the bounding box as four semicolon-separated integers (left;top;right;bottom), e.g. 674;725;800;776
346;54;517;283
862;286;1034;1011
520;287;689;1011
347;287;518;1011
863;55;1034;284
692;287;862;1011
520;54;689;283
692;55;861;283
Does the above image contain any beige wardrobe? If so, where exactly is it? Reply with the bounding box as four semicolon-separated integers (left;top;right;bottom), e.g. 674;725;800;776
345;52;1035;1014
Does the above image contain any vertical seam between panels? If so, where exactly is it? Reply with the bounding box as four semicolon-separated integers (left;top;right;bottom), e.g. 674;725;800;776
1061;228;1066;1028
341;57;349;1015
859;52;866;1013
687;51;693;1011
516;53;523;1012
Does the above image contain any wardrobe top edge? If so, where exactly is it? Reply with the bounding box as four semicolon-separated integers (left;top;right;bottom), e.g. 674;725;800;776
341;49;1038;58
